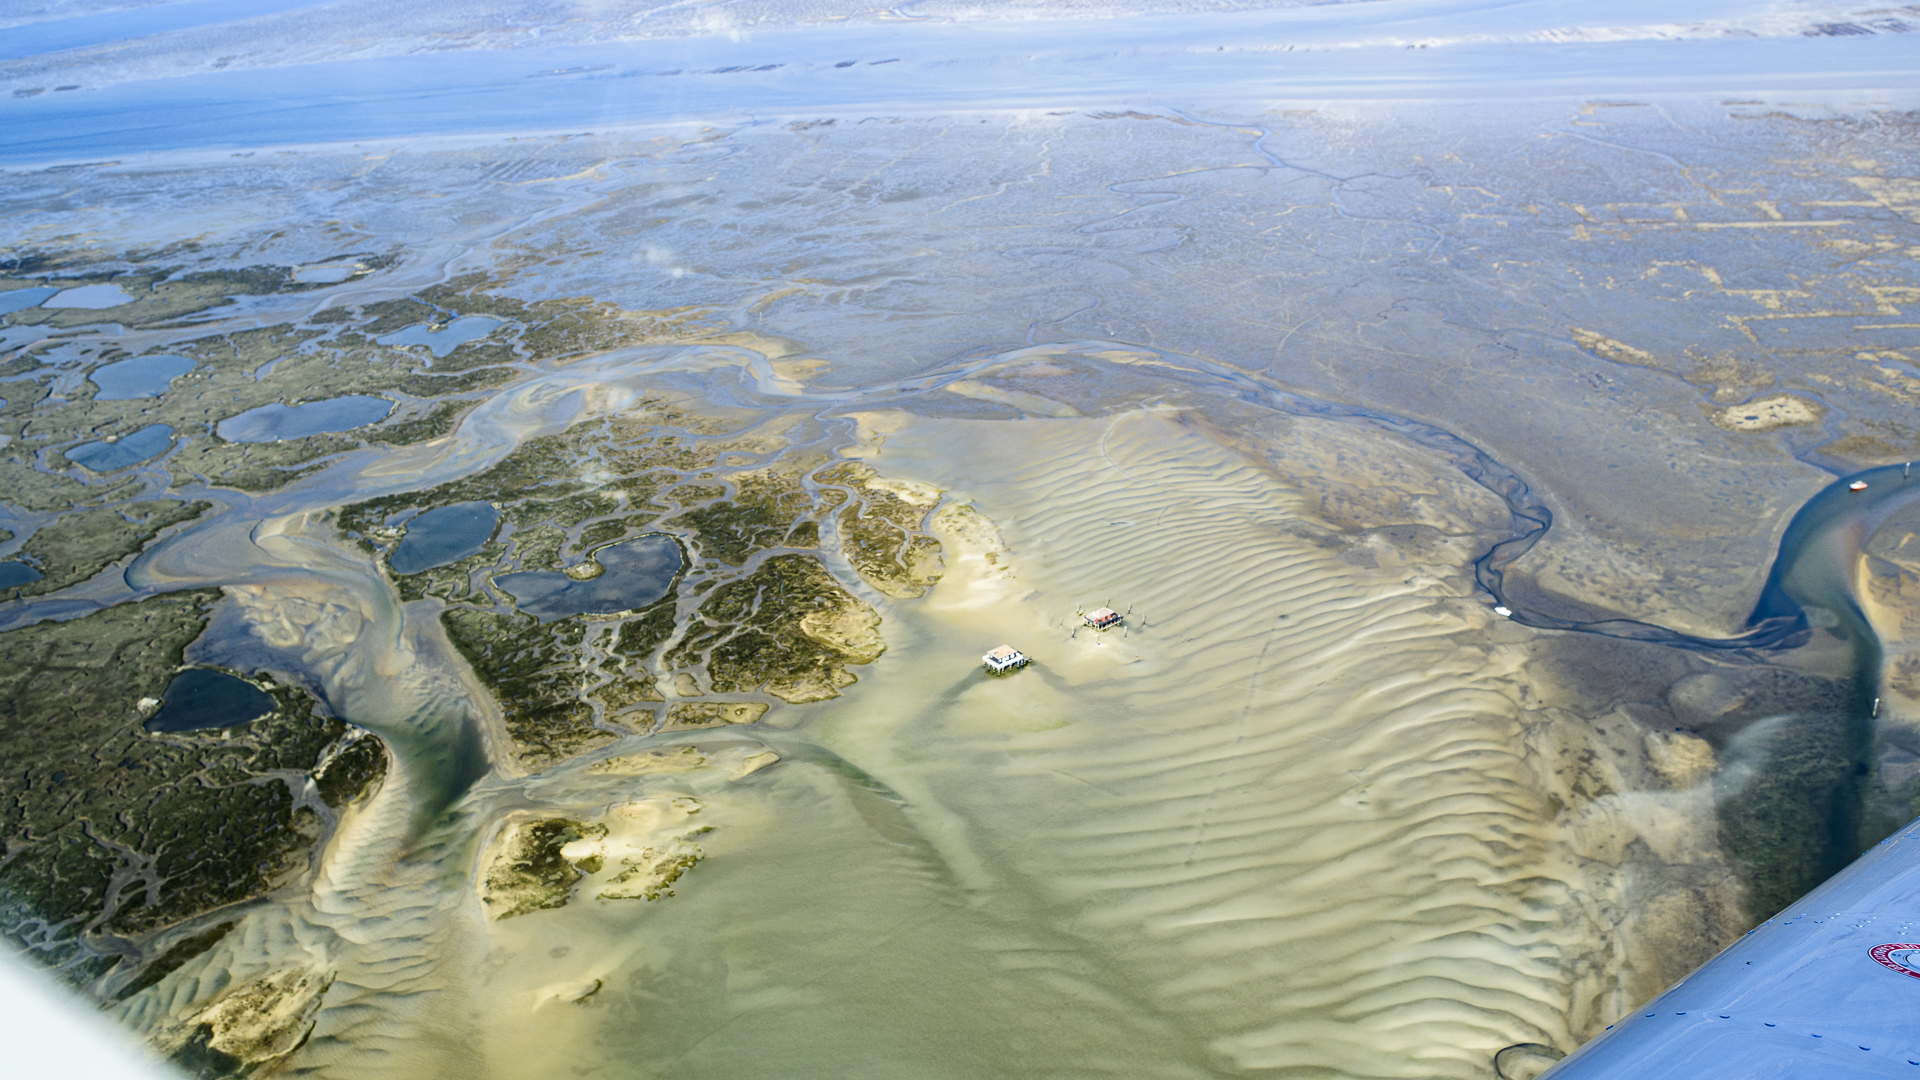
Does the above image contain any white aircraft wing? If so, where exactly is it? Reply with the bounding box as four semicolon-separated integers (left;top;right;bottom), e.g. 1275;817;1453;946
1550;818;1920;1078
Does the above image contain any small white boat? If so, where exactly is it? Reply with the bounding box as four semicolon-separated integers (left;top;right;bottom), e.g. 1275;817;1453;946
1850;480;1870;492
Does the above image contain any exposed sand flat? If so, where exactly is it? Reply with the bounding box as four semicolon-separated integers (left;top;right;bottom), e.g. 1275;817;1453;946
350;404;1729;1079
868;410;1584;1074
1709;394;1825;433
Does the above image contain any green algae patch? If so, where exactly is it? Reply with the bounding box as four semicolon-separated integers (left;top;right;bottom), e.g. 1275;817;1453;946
670;554;883;703
815;461;945;598
557;796;711;903
588;746;708;776
482;818;607;919
13;499;207;597
0;591;383;986
604;848;702;901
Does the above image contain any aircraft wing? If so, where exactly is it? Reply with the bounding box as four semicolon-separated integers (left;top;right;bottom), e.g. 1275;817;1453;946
1549;818;1920;1078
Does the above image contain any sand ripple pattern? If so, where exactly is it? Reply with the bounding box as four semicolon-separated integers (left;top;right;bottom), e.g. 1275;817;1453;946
893;412;1592;1076
115;510;497;1080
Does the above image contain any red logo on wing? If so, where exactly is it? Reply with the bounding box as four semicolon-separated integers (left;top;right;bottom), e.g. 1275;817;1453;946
1870;943;1920;978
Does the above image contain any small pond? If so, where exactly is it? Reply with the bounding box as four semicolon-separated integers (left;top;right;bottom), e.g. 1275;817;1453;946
91;354;197;399
0;287;59;315
497;535;682;620
0;561;42;588
294;264;358;284
376;316;504;358
145;668;276;733
43;283;134;309
390;502;499;575
217;395;394;442
66;424;175;472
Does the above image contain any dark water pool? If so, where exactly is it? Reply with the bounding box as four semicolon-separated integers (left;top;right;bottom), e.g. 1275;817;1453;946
390;501;498;575
377;316;504;358
0;287;58;315
497;535;681;620
66;424;174;472
91;354;196;399
144;668;275;733
217;395;393;442
0;561;42;588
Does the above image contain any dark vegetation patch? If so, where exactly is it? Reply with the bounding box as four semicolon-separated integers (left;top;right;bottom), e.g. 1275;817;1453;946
373;399;477;446
314;733;389;809
13;500;207;597
110;920;236;1002
668;472;812;566
0;592;383;986
814;461;944;597
441;608;615;769
482;818;606;919
668;554;881;703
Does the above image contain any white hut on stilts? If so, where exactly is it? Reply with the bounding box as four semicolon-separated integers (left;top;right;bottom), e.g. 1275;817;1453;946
983;645;1029;674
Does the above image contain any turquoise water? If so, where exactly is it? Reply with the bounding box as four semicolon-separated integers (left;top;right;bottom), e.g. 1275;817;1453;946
144;668;276;732
377;317;503;358
216;396;393;442
390;502;498;575
90;355;196;399
65;424;174;472
496;535;681;619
